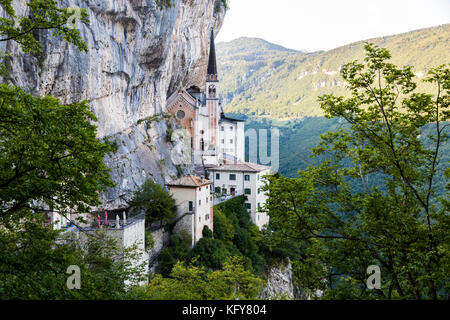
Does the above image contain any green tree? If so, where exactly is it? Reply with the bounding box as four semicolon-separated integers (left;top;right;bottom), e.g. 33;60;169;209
129;179;177;226
191;237;230;270
134;256;263;300
0;0;89;55
0;85;114;222
0;1;145;299
265;44;449;299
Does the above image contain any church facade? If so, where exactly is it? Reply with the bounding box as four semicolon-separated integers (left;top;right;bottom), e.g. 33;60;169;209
166;30;245;166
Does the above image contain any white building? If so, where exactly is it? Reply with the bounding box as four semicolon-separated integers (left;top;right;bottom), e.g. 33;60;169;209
206;162;271;230
167;175;213;247
219;115;245;163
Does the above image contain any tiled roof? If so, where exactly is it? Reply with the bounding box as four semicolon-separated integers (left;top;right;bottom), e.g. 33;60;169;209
166;175;212;188
206;162;271;173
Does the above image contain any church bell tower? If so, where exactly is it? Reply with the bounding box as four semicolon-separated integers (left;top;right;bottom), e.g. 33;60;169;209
206;29;219;151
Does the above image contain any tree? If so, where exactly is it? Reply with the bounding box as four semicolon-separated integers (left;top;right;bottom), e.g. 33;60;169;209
0;0;89;55
133;256;264;300
264;44;449;299
0;85;114;221
0;1;145;299
129;179;177;226
190;237;230;270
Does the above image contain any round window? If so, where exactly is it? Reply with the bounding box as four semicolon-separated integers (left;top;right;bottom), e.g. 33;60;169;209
176;110;185;120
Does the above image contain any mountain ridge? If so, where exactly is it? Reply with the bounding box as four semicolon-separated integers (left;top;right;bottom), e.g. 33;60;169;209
217;24;450;119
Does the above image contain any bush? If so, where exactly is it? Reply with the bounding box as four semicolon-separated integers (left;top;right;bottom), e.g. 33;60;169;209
129;179;177;226
156;233;191;277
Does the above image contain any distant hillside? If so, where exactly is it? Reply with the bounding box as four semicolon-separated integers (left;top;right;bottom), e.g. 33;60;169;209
217;24;450;119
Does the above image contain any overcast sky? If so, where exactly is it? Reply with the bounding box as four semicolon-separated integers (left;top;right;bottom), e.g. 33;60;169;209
216;0;450;52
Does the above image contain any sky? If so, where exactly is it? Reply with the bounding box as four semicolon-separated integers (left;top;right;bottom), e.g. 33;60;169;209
216;0;450;52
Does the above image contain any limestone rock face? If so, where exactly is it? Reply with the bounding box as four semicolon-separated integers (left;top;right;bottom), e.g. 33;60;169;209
260;262;296;300
1;0;225;209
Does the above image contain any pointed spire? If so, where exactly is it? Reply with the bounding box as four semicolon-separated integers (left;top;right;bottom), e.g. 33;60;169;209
207;29;218;80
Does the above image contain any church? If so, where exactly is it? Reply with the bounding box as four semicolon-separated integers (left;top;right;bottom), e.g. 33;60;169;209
166;30;245;166
166;30;271;233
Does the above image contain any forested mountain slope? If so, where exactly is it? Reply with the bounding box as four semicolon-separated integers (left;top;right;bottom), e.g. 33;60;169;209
218;24;450;119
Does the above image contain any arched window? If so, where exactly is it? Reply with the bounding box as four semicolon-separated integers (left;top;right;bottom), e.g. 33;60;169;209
208;85;216;98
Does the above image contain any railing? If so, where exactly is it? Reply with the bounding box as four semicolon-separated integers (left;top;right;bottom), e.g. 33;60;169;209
80;212;145;232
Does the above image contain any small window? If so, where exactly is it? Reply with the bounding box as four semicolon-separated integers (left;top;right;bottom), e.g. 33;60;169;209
221;126;224;131
229;174;236;181
199;216;201;222
245;203;251;210
230;139;233;144
200;130;204;134
221;139;224;144
230;126;233;130
244;188;251;195
199;199;201;206
258;188;261;194
216;173;220;179
244;175;250;181
189;201;193;211
206;197;208;203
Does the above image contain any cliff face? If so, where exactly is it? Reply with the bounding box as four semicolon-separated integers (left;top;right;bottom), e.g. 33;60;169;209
260;262;296;300
2;0;225;210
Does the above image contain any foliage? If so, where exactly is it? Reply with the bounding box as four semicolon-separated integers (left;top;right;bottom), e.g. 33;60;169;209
0;0;89;56
202;225;213;238
215;0;229;13
155;0;174;9
133;257;264;300
145;231;155;252
156;196;268;277
129;179;177;226
156;232;191;277
264;44;449;299
217;25;450;119
191;237;230;270
212;196;266;272
0;84;114;222
0;1;147;300
0;214;146;299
